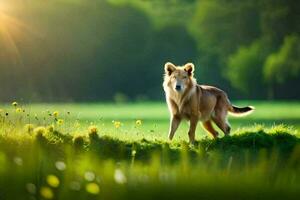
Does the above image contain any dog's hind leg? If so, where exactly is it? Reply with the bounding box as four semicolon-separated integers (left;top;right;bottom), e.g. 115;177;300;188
168;115;182;140
202;120;219;138
212;112;231;135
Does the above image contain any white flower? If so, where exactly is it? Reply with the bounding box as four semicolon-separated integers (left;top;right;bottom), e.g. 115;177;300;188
114;169;127;184
84;171;95;181
55;161;66;171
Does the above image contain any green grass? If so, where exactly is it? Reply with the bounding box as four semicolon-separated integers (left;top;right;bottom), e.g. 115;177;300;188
0;101;300;200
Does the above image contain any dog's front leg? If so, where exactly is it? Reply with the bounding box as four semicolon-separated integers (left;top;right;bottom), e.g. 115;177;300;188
168;115;181;140
188;116;198;144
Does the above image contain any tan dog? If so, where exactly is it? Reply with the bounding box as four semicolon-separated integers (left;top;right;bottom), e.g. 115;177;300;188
163;62;254;143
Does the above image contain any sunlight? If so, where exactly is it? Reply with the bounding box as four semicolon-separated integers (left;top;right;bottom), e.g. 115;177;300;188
0;1;37;64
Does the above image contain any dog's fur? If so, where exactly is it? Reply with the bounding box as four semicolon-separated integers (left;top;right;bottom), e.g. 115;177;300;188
163;62;254;143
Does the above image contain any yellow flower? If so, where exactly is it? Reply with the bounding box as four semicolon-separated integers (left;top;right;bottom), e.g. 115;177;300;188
135;120;142;126
85;183;100;195
46;175;60;188
57;119;64;126
24;124;35;133
12;101;18;107
47;125;54;132
0;109;3;113
88;125;98;134
40;187;53;199
34;126;46;135
113;121;121;129
15;108;22;113
53;111;59;118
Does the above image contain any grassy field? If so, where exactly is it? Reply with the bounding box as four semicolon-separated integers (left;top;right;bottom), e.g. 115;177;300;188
0;101;300;200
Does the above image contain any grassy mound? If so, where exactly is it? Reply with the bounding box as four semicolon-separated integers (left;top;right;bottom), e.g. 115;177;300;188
0;126;300;200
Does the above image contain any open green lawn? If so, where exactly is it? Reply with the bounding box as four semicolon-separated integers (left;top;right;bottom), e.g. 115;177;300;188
1;101;299;141
0;101;300;200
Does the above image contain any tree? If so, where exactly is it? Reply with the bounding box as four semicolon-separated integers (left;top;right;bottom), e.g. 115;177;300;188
263;34;300;98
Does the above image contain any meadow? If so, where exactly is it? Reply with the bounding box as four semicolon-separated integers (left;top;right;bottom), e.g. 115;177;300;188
0;101;300;200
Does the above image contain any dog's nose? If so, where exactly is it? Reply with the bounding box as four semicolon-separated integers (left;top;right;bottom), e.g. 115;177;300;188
175;85;181;91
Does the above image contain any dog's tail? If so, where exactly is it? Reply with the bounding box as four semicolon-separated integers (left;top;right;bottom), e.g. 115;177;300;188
228;105;254;117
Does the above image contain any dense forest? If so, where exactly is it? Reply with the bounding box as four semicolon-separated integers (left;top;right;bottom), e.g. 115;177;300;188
0;0;299;102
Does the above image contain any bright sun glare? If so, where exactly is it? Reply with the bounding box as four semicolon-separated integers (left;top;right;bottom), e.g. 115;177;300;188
0;0;35;64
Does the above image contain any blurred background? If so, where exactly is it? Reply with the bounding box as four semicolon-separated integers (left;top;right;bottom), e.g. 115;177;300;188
0;0;299;102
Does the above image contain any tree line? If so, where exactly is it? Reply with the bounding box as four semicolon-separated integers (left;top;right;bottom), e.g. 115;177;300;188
0;0;299;102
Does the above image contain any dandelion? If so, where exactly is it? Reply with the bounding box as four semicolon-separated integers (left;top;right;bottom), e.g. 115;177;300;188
57;119;64;126
131;150;137;157
34;126;46;136
74;121;80;128
40;187;53;199
46;175;60;188
73;135;84;148
24;124;35;133
53;111;59;118
114;169;127;184
135;119;142;126
113;121;121;129
84;171;95;181
26;183;36;194
12;101;18;107
55;161;66;171
15;108;22;113
47;125;54;132
0;108;3;113
85;183;100;195
88;125;98;134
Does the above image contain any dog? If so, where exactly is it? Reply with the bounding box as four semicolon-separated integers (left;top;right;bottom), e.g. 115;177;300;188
163;62;254;143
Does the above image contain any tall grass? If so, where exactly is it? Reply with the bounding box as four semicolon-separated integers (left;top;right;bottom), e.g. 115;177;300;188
0;102;300;199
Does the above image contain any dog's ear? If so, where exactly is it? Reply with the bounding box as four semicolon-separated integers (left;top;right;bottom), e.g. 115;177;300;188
164;62;176;76
184;63;195;76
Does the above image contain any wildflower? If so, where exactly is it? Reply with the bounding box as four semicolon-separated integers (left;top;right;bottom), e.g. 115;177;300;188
74;121;80;128
15;108;22;113
53;111;59;118
34;126;46;136
114;169;127;184
47;125;54;132
88;125;98;134
55;161;66;171
0;109;3;113
46;175;60;188
85;183;100;195
24;124;35;133
73;135;84;148
40;187;53;199
26;183;36;194
84;171;95;181
135;119;142;126
131;150;136;157
113;121;121;129
56;119;64;126
12;101;18;107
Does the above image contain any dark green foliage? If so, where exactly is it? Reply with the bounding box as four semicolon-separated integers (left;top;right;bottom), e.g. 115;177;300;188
0;0;298;101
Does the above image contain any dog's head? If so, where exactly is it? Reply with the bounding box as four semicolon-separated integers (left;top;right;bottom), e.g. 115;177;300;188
164;62;195;94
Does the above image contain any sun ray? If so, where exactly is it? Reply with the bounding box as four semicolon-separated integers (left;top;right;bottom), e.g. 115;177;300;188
0;2;41;65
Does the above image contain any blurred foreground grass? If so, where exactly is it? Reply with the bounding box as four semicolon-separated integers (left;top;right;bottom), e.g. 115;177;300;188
0;101;300;199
